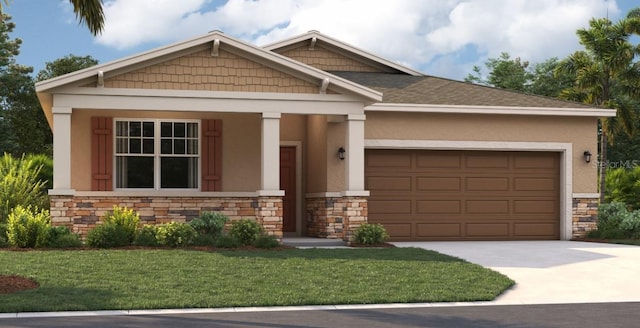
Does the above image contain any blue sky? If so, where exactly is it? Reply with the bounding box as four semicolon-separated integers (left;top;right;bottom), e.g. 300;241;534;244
4;0;636;81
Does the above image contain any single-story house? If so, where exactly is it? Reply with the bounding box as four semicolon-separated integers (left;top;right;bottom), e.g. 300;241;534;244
35;30;615;241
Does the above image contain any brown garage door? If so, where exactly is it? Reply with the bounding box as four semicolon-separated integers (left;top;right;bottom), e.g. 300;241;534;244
365;150;560;241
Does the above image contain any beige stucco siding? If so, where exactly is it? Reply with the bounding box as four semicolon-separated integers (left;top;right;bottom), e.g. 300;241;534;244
71;109;260;191
280;45;382;73
365;111;598;193
306;115;328;193
101;48;319;93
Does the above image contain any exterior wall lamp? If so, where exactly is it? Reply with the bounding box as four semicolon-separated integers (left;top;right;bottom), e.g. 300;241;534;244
338;147;346;160
583;150;592;163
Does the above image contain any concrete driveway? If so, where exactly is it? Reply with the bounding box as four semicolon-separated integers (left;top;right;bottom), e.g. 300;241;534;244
392;241;640;305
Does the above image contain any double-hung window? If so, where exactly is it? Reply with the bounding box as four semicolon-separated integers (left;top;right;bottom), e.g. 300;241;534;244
115;119;199;189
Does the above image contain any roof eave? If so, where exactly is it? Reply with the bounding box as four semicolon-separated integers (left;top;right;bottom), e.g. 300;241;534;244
366;103;616;117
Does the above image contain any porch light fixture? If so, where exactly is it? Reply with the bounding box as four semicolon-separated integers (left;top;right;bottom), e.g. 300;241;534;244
583;150;592;163
338;147;346;160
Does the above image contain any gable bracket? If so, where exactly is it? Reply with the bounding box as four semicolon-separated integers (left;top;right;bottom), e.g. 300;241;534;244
309;36;317;50
211;39;220;56
320;78;330;94
97;71;104;88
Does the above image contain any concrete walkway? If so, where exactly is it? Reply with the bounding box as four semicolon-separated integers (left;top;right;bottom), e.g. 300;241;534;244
393;240;640;304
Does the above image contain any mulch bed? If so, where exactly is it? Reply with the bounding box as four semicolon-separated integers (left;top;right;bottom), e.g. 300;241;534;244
0;275;39;294
349;242;396;248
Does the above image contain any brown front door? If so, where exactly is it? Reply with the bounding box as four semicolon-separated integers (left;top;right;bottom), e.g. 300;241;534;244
280;146;296;232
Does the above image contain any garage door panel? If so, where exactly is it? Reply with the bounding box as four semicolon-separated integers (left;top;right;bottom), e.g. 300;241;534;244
465;154;509;168
367;176;412;191
514;200;557;214
466;200;509;214
466;177;509;191
514;223;557;237
368;200;412;214
416;153;462;168
417;223;461;237
466;223;510;237
381;223;412;238
514;178;556;191
417;177;461;191
366;150;560;241
417;200;461;214
366;151;412;168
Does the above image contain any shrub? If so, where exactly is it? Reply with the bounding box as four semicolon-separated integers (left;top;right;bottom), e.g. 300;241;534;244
606;167;640;210
191;234;217;246
6;205;51;248
0;153;48;223
229;219;263;246
24;154;53;192
352;223;389;245
596;202;629;239
134;225;159;247
215;234;241;248
620;211;640;239
0;222;8;248
253;234;280;248
45;226;82;248
156;222;196;247
189;211;228;237
86;206;140;248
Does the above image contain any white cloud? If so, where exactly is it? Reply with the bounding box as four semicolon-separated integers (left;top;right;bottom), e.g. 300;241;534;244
95;0;624;79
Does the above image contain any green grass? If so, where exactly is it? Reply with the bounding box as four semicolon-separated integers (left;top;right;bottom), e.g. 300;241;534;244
0;248;514;312
606;239;640;246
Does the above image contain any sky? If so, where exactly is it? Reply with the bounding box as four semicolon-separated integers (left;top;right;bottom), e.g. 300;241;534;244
3;0;637;81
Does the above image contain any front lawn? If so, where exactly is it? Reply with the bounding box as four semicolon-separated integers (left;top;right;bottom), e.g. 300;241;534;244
0;248;514;312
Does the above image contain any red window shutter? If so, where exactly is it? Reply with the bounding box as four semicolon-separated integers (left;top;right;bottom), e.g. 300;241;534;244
91;117;113;191
201;119;222;191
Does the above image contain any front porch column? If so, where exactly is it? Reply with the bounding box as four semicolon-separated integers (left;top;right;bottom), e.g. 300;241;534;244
344;114;367;194
51;107;74;194
260;112;282;194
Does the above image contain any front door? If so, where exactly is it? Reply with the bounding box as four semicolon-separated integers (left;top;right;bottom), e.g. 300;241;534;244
280;146;296;233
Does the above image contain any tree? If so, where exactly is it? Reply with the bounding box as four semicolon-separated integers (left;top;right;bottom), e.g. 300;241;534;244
465;53;574;97
36;54;98;82
555;9;640;202
0;0;105;35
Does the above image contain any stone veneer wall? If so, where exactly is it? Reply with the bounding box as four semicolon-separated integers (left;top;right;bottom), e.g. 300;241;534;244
572;197;599;238
306;196;368;242
49;195;283;239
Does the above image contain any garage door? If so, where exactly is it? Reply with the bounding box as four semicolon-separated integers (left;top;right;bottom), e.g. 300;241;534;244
365;150;560;241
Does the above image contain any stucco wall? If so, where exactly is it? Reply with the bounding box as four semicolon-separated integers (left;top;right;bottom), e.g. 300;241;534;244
364;111;598;193
306;115;327;193
71;109;261;191
326;120;346;192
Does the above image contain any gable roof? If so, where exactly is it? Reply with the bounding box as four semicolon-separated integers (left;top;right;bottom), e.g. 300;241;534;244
263;30;424;76
35;30;382;102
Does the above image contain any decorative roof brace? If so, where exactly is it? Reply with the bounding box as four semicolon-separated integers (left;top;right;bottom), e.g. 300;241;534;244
97;71;104;88
309;36;317;50
320;78;330;94
211;39;220;56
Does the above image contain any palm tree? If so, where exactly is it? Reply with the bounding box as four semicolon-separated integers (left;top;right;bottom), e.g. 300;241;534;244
1;0;104;35
555;9;640;202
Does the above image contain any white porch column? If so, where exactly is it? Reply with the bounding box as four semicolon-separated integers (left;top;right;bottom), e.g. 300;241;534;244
343;114;369;196
259;112;283;195
51;107;74;194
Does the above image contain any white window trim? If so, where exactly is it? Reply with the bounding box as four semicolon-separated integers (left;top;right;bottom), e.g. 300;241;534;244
113;118;201;191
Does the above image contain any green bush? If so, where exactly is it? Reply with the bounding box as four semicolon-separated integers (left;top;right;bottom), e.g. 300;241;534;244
191;234;217;246
86;206;140;248
44;226;82;248
253;234;280;248
189;211;228;237
6;205;51;248
229;219;263;246
620;211;640;239
0;222;8;248
156;222;196;247
24;154;53;192
134;225;159;247
352;223;389;244
0;153;48;222
606;167;640;210
595;202;629;238
215;234;242;248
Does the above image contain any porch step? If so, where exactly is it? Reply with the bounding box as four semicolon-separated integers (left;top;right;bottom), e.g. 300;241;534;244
282;237;348;247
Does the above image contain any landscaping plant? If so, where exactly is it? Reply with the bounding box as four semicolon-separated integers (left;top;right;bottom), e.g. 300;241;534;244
6;205;50;248
229;219;263;246
134;225;159;247
86;206;140;248
189;211;228;238
0;153;48;222
155;222;196;247
44;226;82;248
253;234;280;249
589;202;640;239
352;223;389;245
